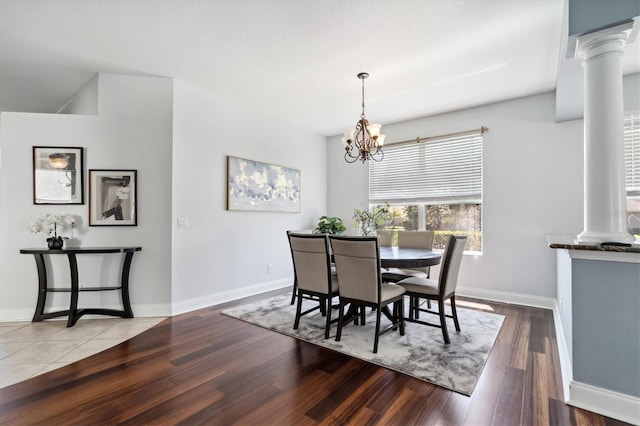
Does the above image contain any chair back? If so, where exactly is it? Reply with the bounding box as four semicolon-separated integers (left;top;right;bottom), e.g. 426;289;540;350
438;235;467;297
377;230;393;246
286;229;313;234
330;236;381;303
397;230;434;250
288;233;333;294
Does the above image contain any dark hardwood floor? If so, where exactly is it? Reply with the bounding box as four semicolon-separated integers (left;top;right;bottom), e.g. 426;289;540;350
0;290;630;425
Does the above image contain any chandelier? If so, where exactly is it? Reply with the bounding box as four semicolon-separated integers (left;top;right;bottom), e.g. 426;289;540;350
342;72;385;163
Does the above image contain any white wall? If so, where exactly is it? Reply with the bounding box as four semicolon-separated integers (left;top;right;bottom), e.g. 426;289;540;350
170;80;327;314
0;74;174;320
328;91;584;300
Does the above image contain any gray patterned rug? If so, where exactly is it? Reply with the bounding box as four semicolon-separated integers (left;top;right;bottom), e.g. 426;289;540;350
222;294;504;395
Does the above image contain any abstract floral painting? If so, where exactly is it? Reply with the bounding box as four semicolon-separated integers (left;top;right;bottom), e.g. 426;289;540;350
226;156;300;212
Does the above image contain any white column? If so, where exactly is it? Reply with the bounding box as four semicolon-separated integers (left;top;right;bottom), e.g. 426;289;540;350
575;21;637;243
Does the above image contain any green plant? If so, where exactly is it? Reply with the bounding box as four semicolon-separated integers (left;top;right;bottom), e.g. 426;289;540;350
352;203;392;236
314;216;346;234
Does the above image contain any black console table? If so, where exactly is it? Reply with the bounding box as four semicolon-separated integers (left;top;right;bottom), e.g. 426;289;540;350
20;247;142;327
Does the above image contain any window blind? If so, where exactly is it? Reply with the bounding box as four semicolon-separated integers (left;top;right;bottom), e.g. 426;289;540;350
625;112;640;196
369;131;483;203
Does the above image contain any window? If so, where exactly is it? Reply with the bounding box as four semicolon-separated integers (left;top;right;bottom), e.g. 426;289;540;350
369;130;483;252
625;111;640;237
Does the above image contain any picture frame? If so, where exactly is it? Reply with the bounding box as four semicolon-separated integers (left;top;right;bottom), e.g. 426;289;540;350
226;156;300;212
33;146;84;204
89;169;137;226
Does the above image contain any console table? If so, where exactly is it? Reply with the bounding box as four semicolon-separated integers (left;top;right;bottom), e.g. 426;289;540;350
20;247;142;327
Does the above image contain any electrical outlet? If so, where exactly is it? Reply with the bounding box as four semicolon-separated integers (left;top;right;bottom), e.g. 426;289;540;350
177;217;189;228
267;264;273;273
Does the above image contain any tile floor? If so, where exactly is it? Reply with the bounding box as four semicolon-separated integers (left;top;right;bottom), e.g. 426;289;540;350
0;316;166;389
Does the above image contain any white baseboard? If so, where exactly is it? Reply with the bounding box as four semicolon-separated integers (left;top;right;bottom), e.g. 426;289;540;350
567;381;640;425
456;286;556;310
551;301;573;402
170;277;291;316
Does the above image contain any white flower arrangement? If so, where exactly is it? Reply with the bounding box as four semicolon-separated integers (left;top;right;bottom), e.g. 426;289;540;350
29;214;76;247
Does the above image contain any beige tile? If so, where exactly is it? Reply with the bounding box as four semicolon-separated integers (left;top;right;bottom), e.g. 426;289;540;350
0;340;85;365
0;324;29;337
0;341;33;359
99;320;160;339
46;320;113;341
1;321;67;342
57;338;126;363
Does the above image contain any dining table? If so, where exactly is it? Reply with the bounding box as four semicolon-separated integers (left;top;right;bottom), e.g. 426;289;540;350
379;246;441;269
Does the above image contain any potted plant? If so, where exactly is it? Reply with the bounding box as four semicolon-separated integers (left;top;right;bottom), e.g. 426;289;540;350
314;216;346;235
29;213;76;249
352;203;392;236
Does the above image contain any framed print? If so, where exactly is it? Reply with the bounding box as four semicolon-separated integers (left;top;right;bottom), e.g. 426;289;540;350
226;156;300;212
89;169;137;226
33;146;84;204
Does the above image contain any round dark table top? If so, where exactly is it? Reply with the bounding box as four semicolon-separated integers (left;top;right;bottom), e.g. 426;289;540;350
379;246;441;268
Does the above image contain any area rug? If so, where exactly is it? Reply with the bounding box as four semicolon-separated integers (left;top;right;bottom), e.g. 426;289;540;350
222;294;504;395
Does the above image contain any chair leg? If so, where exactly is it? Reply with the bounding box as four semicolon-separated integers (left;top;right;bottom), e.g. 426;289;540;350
336;301;345;342
373;306;382;354
290;279;297;305
360;306;366;326
324;297;332;339
450;296;461;332
438;300;450;344
413;296;420;320
320;296;327;316
397;300;405;336
293;291;304;330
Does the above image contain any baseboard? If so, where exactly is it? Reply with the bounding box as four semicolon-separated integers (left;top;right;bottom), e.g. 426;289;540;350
551;301;573;401
567;381;640;425
456;286;556;310
170;277;291;315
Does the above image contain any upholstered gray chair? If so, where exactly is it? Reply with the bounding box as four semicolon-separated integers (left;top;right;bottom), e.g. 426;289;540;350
288;232;339;339
382;230;435;283
377;230;393;247
286;229;315;305
397;235;467;344
329;235;405;353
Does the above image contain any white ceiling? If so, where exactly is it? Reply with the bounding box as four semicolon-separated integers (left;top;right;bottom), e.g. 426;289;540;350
0;0;637;136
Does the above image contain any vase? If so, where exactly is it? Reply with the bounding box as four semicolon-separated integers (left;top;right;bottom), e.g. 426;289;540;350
47;239;64;250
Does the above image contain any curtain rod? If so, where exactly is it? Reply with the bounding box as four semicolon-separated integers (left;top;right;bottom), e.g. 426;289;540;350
386;126;489;147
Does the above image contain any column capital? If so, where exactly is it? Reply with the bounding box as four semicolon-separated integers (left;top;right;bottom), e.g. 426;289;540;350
574;19;638;61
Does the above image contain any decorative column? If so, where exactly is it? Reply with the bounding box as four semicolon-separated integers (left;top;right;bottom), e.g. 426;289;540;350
575;21;637;243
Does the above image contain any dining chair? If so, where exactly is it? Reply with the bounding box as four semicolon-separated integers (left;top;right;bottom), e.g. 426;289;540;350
397;235;467;344
287;232;339;339
382;230;435;283
377;230;393;247
329;235;405;353
286;229;314;305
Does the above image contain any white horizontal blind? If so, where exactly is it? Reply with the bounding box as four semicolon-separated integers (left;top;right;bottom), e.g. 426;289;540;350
369;131;482;203
625;112;640;196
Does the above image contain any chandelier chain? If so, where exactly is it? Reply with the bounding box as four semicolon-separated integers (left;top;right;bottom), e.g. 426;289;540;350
361;76;366;119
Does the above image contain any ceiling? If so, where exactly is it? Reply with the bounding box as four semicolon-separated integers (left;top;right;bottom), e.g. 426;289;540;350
0;0;638;137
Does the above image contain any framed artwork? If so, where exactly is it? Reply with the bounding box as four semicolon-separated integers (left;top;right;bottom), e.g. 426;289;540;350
89;169;137;226
33;146;84;204
226;156;300;212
